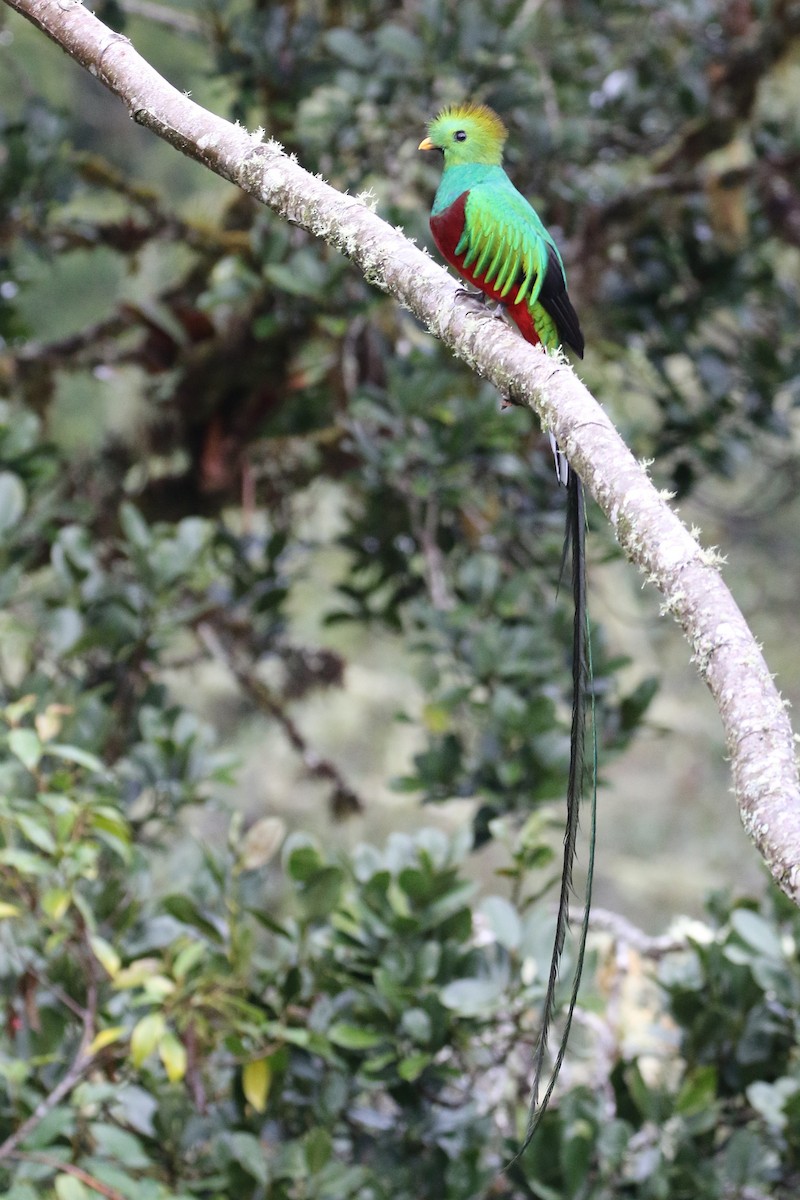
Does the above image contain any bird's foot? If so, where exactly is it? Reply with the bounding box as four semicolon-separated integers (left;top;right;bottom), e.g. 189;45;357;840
454;288;504;316
454;285;486;303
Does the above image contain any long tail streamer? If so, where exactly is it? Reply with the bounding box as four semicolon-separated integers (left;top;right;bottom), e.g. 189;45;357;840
516;470;597;1158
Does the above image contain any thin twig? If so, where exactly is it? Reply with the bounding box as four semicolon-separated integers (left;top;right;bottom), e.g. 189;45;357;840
576;906;689;958
196;622;364;814
11;1152;128;1200
0;977;97;1162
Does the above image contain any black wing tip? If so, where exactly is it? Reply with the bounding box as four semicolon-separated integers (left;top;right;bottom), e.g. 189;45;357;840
551;290;585;359
540;245;584;358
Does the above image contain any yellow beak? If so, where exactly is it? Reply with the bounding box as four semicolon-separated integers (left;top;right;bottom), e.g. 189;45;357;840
418;137;435;151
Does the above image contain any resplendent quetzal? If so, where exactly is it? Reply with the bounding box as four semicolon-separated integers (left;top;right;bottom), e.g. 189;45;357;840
419;103;593;1151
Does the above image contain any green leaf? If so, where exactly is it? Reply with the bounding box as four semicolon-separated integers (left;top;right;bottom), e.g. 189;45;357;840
21;1104;75;1149
4;1185;39;1200
4;695;37;724
298;865;344;918
480;895;522;951
0;470;26;532
162;895;222;941
159;1031;187;1083
327;1023;386;1050
400;1007;431;1045
113;957;163;990
397;1053;430;1082
374;23;422;62
119;501;152;549
54;1177;90;1200
263;1021;311;1048
90;808;132;861
41;883;71;916
47;743;108;775
562;1116;595;1196
675;1065;718;1115
88;1122;150;1167
747;1078;800;1131
722;1127;773;1186
440;974;507;1016
89;935;121;979
172;940;206;979
323;27;372;68
730;908;784;960
305;1126;332;1174
16;814;56;854
8;727;42;771
142;974;175;1001
88;1027;126;1055
284;837;325;881
130;1012;166;1068
0;847;49;876
242;1058;271;1113
228;1131;269;1184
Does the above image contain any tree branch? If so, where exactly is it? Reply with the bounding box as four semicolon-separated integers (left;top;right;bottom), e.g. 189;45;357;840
4;0;800;902
0;974;97;1162
12;1152;129;1200
196;622;364;818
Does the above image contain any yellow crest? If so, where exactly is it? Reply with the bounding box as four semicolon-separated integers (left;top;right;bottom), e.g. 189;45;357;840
420;103;509;165
433;103;508;144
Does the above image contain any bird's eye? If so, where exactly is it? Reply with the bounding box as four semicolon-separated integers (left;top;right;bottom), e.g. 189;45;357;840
454;130;467;142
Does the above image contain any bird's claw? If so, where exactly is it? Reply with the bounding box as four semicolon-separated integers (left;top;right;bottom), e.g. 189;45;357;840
454;285;486;303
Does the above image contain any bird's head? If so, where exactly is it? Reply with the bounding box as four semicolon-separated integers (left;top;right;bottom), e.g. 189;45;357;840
419;103;508;167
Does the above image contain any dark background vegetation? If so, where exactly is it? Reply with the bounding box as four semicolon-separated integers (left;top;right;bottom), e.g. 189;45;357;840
1;0;800;1196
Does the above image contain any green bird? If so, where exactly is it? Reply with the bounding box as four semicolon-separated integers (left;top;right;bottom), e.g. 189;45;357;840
418;102;584;362
420;103;593;1153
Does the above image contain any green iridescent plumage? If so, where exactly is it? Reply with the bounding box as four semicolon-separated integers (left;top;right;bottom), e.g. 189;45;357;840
421;104;583;358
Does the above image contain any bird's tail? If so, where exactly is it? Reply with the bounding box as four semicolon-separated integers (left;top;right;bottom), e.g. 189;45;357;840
517;469;597;1156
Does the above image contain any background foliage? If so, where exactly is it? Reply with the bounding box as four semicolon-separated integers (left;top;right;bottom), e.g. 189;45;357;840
0;0;799;1195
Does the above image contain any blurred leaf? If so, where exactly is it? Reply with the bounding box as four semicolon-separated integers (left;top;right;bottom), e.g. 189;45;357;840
480;895;522;951
162;895;222;941
88;1122;150;1167
8;728;42;771
47;743;107;775
730;908;785;960
328;1024;385;1050
0;471;26;532
88;1026;126;1055
239;816;286;870
130;1013;166;1068
242;1057;271;1113
158;1031;187;1083
440;975;506;1017
675;1065;717;1116
305;1126;332;1173
228;1132;269;1184
54;1178;90;1200
89;935;121;979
